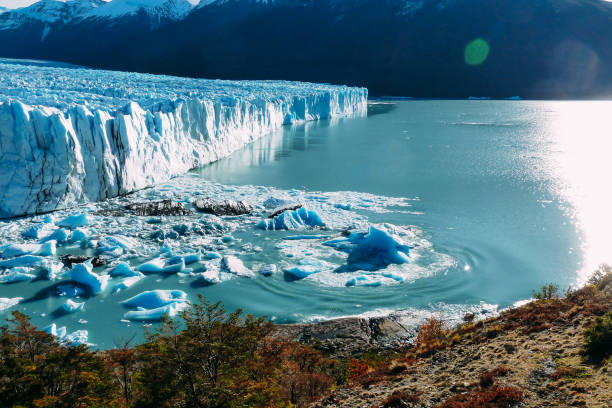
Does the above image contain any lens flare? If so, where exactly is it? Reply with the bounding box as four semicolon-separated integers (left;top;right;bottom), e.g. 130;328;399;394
465;38;490;65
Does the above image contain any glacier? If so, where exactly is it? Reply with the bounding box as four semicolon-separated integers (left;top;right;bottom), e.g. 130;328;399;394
0;58;367;218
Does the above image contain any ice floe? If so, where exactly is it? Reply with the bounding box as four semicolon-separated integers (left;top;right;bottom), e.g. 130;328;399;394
323;224;411;271
122;290;187;309
61;299;85;313
257;207;325;231
221;255;254;277
0;297;22;311
69;261;109;294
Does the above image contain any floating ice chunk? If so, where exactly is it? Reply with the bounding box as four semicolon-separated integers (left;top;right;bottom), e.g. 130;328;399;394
0;297;23;311
162;259;185;274
137;258;165;273
44;323;67;338
40;229;69;243
346;275;383;287
183;253;201;265
69;229;88;243
284;265;320;279
256;207;325;231
123;301;188;321
63;330;90;346
323;224;410;271
382;272;405;283
221;256;254;277
204;251;221;260
1;242;56;258
21;223;54;239
57;284;85;298
0;255;45;268
57;214;90;229
113;275;143;293
197;270;222;285
97;235;137;257
122;290;187;309
69;262;109;294
0;267;37;283
263;197;291;209
39;259;64;279
283;258;330;279
62;299;85;313
334;203;352;210
109;262;143;278
259;264;277;276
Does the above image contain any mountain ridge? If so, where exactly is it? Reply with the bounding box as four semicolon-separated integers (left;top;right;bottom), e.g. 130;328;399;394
1;0;612;98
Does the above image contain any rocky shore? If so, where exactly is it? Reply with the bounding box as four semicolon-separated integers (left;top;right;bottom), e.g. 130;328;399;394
275;270;612;407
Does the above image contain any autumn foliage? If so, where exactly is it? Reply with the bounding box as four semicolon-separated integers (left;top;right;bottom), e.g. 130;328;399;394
0;296;338;408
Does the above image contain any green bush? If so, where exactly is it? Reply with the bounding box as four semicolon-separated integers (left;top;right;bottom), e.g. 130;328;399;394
532;283;559;301
583;311;612;363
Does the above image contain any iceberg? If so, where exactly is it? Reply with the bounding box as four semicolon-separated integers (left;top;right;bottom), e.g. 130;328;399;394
112;275;143;293
136;257;184;274
0;297;23;311
0;60;367;219
1;241;56;258
44;323;67;338
122;289;187;309
221;255;254;277
0;255;45;268
97;235;137;256
346;275;383;287
57;214;90;229
21;223;54;239
63;329;90;346
69;261;109;294
323;224;410;271
283;258;330;279
40;228;69;243
256;207;325;231
61;299;85;313
0;267;37;283
259;264;277;276
109;262;143;277
123;301;188;321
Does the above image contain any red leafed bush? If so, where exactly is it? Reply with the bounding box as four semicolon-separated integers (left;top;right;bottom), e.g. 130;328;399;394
436;386;523;408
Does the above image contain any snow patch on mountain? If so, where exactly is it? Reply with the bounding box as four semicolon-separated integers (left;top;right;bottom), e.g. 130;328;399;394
0;58;367;218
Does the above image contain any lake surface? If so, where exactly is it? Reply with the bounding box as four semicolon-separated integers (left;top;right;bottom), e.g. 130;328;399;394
2;100;611;348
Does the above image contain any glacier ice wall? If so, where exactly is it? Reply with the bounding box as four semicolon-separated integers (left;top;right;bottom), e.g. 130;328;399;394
0;59;367;218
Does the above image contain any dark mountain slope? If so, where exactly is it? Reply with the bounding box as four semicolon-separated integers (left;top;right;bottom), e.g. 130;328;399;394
1;0;611;98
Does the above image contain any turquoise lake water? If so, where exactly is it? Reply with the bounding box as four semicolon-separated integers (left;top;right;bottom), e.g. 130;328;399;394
2;100;611;348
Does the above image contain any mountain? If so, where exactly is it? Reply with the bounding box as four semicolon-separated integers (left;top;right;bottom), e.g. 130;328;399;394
1;0;612;98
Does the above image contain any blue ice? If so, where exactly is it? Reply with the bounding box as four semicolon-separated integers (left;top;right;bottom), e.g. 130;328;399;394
256;207;325;231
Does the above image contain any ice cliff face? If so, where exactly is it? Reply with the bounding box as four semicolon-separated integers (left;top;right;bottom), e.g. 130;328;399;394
0;59;367;218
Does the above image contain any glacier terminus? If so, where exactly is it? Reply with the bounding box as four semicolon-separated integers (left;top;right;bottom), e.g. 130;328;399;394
0;58;367;218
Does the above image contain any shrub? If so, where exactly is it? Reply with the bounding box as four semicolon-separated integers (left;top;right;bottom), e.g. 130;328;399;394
382;390;421;407
532;283;559;301
415;317;449;355
436;386;523;408
479;366;510;388
583;311;612;363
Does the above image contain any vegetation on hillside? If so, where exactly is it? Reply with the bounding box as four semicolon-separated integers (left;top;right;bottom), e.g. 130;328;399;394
0;267;611;407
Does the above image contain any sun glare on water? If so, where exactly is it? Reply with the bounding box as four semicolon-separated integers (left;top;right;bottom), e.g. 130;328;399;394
542;101;612;282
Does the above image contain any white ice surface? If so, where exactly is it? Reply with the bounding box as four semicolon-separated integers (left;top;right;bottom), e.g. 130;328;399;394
0;58;367;218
